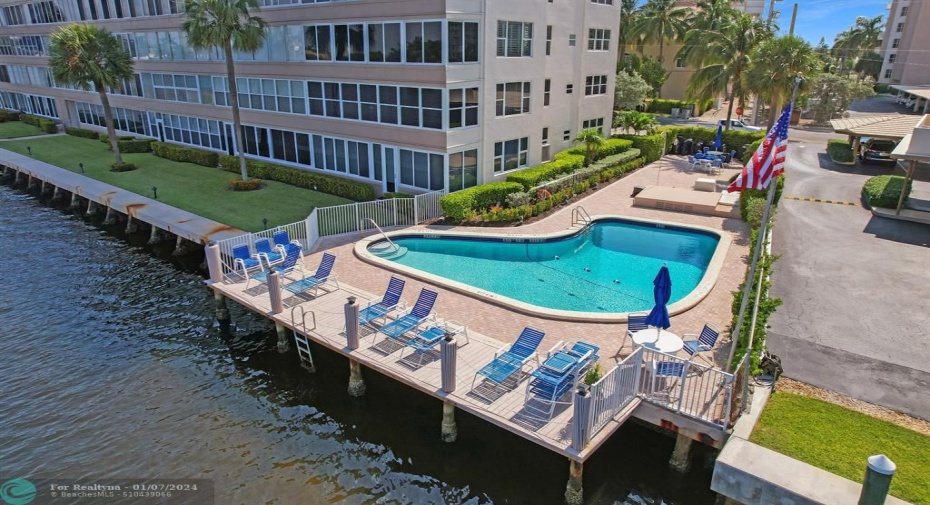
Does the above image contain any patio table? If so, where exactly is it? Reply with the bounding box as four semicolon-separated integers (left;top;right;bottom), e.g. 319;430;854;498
632;328;683;354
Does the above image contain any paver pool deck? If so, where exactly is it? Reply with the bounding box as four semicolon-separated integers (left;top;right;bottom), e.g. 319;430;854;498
305;156;750;365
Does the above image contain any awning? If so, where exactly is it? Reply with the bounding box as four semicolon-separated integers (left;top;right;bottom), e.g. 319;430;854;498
830;115;921;140
890;85;930;101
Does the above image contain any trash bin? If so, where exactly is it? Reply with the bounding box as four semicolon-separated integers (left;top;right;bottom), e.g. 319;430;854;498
671;107;680;119
681;108;692;120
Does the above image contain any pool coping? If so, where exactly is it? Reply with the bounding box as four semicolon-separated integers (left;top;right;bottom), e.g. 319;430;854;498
353;215;732;323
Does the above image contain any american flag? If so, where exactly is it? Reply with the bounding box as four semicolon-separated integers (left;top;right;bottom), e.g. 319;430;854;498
727;104;792;192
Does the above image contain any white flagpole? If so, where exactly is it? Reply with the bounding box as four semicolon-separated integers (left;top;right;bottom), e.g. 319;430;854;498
725;78;802;384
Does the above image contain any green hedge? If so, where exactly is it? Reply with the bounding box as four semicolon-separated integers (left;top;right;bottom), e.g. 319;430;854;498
65;127;101;139
598;138;633;157
874;83;891;94
827;139;854;163
151;141;219;168
657;125;765;158
0;109;19;121
439;181;524;220
612;133;665;163
19;114;42;126
648;99;697;114
218;155;376;201
110;162;137;172
506;154;586;190
862;175;911;208
39;119;57;134
737;174;785;221
99;133;136;143
118;138;154;153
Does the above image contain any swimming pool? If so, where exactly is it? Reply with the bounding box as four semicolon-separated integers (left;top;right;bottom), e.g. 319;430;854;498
355;217;729;322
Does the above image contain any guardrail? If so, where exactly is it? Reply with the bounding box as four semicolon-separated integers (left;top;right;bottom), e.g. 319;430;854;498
639;349;735;430
586;347;643;435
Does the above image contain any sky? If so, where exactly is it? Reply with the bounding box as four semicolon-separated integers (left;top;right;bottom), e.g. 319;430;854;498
775;0;889;46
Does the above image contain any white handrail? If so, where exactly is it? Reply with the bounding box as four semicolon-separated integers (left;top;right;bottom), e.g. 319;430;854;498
571;205;592;227
362;218;399;253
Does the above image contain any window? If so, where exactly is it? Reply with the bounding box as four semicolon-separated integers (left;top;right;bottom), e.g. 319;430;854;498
542;127;549;146
0;66;8;83
591;0;613;4
901;6;908;16
449;87;479;128
585;75;608;96
493;138;528;172
892;38;900;48
160;113;224;150
888;53;896;63
76;102;149;135
496;82;531;116
406;21;442;63
896;22;903;32
399;149;444;190
449;149;478;191
563;130;571;141
28;2;64;24
145;73;203;103
368;23;402;62
546;25;552;55
497;21;532;57
308;81;443;129
582;118;604;132
213;77;305;114
305;25;332;61
334;23;365;61
566;84;573;94
588;28;610;51
2;5;25;25
675;58;686;68
568;34;576;46
448;21;478;63
544;79;551;106
884;69;892;79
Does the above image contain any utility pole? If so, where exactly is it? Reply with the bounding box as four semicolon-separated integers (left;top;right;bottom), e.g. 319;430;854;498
789;3;798;35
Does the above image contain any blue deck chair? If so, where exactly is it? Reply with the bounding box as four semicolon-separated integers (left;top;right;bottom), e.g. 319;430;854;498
359;276;406;328
682;323;720;365
246;244;303;289
626;313;649;339
374;288;439;343
471;327;546;397
524;340;599;418
650;360;687;401
253;238;283;267
233;244;263;279
273;230;299;250
282;252;338;297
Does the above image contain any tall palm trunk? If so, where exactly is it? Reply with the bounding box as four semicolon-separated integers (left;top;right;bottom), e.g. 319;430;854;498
97;84;123;165
225;41;248;181
767;94;779;129
724;89;736;130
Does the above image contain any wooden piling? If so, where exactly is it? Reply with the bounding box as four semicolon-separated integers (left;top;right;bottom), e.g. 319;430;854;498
441;400;457;442
125;216;138;233
148;226;164;244
214;291;230;325
347;359;365;397
564;459;583;505
69;193;82;210
85;200;98;216
669;433;693;473
102;207;118;225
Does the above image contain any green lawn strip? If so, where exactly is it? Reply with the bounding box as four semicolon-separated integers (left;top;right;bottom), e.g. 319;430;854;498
0;121;47;139
2;136;352;232
750;392;930;504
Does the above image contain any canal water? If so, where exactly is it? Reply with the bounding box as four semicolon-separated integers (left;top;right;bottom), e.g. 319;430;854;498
0;184;719;505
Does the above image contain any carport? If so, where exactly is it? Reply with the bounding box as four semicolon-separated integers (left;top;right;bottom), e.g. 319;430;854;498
890;85;930;114
886;114;930;221
830;115;920;158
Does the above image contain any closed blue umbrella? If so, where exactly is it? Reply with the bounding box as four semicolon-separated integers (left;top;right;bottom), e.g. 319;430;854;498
645;265;672;330
713;124;723;151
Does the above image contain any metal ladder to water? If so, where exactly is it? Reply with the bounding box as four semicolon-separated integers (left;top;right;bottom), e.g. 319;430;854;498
571;205;592;228
291;305;317;373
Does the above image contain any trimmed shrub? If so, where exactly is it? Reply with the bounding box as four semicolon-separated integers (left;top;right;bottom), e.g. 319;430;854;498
110;162;137;172
657;125;765;157
151;141;219;168
218;155;376;201
65;127;100;139
439;181;524;221
874;83;890;94
229;178;262;191
738;175;785;221
862;175;911;208
647;99;693;114
118;138;154;153
506;154;585;190
597;138;633;158
39;119;57;134
0;109;20;121
505;191;532;208
99;133;135;143
19;114;42;126
612;133;664;163
746;138;763;158
827;139;854;163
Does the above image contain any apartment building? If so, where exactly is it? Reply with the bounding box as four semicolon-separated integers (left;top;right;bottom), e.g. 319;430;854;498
879;0;930;85
0;0;620;195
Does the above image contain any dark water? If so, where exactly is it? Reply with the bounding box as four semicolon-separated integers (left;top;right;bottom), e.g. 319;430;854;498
0;183;719;505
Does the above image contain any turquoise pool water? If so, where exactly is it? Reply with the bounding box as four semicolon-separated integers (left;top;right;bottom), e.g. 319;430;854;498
372;219;720;314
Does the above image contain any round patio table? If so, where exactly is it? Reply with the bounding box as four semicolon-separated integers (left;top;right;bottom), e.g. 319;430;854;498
631;328;683;354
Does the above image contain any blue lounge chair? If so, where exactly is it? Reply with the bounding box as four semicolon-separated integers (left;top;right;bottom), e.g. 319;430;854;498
246;244;303;289
682;323;720;365
650;360;686;401
524;340;600;418
471;327;545;399
273;230;298;250
253;238;283;267
626;313;649;339
282;252;338;297
232;244;263;279
359;276;406;328
374;288;439;343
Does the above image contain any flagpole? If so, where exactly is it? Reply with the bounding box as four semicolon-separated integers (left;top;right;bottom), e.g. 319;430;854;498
726;78;802;398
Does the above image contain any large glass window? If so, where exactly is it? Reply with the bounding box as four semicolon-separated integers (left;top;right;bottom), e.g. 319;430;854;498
588;28;611;51
493;138;528;173
585;75;608;96
368;23;402;62
448;149;478;191
399;149;444;190
449;88;479;128
497;21;532;57
448;21;479;63
146;73;202;103
305;25;332;61
405;21;442;63
75;102;150;136
307;81;443;130
496;82;530;116
213;76;305;114
334;23;365;61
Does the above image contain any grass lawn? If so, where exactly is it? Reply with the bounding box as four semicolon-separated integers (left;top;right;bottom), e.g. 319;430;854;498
751;392;930;504
2;135;352;232
0;121;47;139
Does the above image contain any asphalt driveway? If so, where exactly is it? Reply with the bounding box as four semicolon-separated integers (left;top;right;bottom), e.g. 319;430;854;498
767;128;930;420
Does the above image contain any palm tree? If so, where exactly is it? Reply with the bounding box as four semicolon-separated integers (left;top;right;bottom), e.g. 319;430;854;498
746;35;817;127
682;13;769;129
48;24;134;166
677;0;739;66
845;15;883;53
629;0;690;66
617;0;639;64
573;128;606;166
183;0;266;181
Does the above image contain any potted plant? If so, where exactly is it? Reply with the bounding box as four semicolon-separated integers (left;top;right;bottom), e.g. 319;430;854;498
583;363;603;388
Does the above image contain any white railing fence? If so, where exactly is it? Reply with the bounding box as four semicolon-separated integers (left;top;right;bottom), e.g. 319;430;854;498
213;219;311;276
415;188;445;223
586;347;644;435
639;349;735;430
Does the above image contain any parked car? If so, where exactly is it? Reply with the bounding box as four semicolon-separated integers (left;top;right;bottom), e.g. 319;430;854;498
717;119;762;132
859;138;898;165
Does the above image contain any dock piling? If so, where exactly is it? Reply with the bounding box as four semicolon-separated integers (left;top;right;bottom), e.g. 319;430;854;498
440;335;457;393
85;200;98;216
173;236;194;256
441;400;457;442
274;323;290;353
205;244;223;284
148;226;164;245
103;207;118;225
669;433;694;473
214;292;230;325
27;175;37;190
51;186;63;201
69;193;81;210
858;455;896;505
347;359;365;397
268;271;284;315
125;216;138;233
570;387;592;452
344;297;360;350
564;459;584;505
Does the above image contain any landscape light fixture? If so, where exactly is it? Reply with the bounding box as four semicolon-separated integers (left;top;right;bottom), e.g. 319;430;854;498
78;163;84;173
27;146;32;156
152;186;158;200
262;218;268;229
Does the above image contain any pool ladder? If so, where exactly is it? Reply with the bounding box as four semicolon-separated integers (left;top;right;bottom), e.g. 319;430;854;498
571;206;592;228
291;305;317;373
